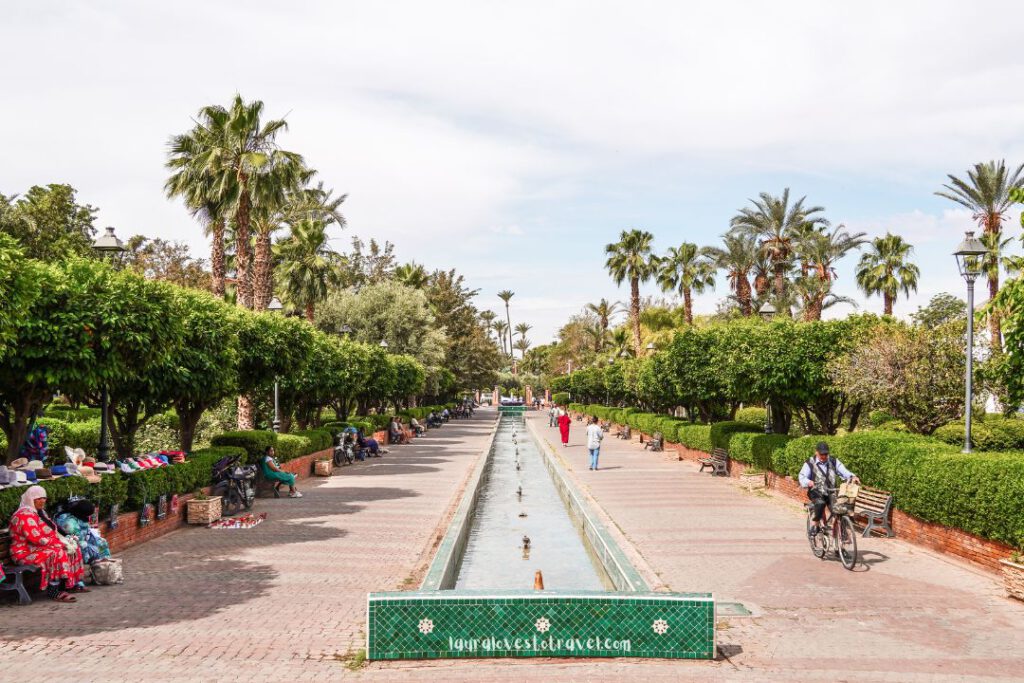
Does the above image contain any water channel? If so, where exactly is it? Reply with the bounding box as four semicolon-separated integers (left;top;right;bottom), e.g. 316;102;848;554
454;414;610;591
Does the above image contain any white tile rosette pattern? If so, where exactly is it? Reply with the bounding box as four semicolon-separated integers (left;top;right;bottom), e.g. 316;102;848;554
652;618;669;635
418;618;435;635
535;617;551;633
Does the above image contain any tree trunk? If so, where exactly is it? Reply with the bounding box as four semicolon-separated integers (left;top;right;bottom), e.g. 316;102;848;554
176;403;204;452
0;393;40;465
280;415;292;433
630;277;642;355
883;292;893;316
737;275;752;316
989;273;1002;353
683;288;693;325
774;263;786;299
237;395;254;430
305;302;315;323
770;399;791;435
253;230;273;311
210;218;226;299
753;273;768;298
234;179;253;310
505;304;513;360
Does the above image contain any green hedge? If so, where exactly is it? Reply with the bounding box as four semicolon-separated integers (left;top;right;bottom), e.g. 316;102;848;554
32;417;103;457
44;406;102;423
709;421;762;451
934;417;1024;451
727;432;794;469
293;429;333;453
210;430;277;464
868;409;896;428
551;392;570;405
674;423;713;452
321;421;348;435
734;407;767;424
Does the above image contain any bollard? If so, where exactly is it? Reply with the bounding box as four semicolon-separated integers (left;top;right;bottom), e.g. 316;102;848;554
534;570;544;590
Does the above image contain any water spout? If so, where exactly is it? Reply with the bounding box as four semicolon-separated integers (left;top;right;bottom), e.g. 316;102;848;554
534;570;544;590
522;535;531;550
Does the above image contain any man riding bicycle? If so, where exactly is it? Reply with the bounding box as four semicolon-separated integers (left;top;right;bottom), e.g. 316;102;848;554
798;442;860;537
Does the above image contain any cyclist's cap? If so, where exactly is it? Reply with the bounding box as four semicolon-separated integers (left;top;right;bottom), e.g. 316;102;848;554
816;441;830;454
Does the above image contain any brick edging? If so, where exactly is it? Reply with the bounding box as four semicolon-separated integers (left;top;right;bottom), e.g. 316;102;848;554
593;418;1015;574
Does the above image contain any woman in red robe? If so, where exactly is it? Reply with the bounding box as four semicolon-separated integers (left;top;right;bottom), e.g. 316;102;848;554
9;485;86;602
557;408;571;447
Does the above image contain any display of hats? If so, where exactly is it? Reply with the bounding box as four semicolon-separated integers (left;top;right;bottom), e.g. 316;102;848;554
14;471;27;484
92;462;111;473
83;457;96;466
118;462;133;474
78;465;101;484
34;467;53;480
25;470;37;482
51;465;69;477
24;460;44;471
10;457;28;470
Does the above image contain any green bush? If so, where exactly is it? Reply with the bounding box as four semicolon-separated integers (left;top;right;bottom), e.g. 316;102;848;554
674;423;713;452
934;418;1024;451
710;421;762;451
551;392;570;405
275;433;312;462
125;445;246;509
44;406;102;422
210;430;277;464
876;420;909;433
293;429;333;453
0;476;92;522
868;409;896;428
321;421;349;435
734;407;767;424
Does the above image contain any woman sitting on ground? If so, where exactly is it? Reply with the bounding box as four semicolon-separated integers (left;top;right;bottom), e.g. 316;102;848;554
56;499;111;567
9;485;86;602
358;429;383;457
261;446;303;498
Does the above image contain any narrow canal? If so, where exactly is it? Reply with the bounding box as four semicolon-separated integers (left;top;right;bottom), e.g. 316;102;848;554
455;414;609;591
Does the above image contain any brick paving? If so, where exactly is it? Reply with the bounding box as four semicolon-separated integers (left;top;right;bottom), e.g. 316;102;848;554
4;407;1023;682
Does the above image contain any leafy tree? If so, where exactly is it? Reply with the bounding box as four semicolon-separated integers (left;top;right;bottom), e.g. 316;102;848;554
605;229;658;355
123;235;212;290
492;320;509;356
275;218;341;322
584;298;624;339
936;159;1024;351
730;188;829;304
0;184;98;261
831;322;965;434
911;293;966;330
426;269;501;391
236;311;314;429
337;236;396;287
656;242;715;324
856;233;920;315
0;235;41;361
394;262;429;289
793;226;865;320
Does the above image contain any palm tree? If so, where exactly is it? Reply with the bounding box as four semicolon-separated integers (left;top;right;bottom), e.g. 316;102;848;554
792;277;857;321
479;310;497;339
492;320;509;356
730;189;829;305
584;298;624;339
172;95;303;310
936;160;1024;350
584;322;607;353
514;322;532;342
656;242;716;324
855;233;920;315
609;328;632;358
605;229;657;355
793;226;866;320
704;234;757;316
497;290;515;357
394;262;429;289
275;218;341;322
513;337;531;359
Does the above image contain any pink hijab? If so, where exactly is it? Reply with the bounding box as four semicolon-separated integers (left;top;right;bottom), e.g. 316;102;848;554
17;485;47;513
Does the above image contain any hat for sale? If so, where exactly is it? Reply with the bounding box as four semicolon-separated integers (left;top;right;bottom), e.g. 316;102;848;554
78;465;101;485
51;465;69;477
25;460;44;471
24;470;37;482
14;471;27;484
92;462;111;473
34;467;53;480
10;457;28;470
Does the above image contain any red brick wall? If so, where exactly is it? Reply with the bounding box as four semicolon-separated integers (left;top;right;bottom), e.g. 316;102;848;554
610;422;1014;573
101;447;332;554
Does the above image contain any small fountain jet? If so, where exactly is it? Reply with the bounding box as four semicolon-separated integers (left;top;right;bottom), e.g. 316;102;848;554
522;535;531;550
518;511;528;518
516;485;522;498
515;461;521;471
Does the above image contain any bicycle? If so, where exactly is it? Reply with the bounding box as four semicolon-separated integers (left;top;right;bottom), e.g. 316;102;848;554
805;486;858;570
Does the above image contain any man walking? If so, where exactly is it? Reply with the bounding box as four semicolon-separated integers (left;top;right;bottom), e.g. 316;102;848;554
586;416;604;470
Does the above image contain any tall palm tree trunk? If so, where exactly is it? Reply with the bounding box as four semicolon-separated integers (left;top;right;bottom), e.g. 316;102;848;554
989;271;1002;352
235;186;254;310
504;304;513;358
630;277;642;355
883;291;894;316
305;302;315;323
253;231;273;310
237;395;254;430
737;276;752;316
211;218;226;298
773;262;786;299
683;288;693;325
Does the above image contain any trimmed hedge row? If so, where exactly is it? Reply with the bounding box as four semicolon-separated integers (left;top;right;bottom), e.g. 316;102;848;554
734;407;767;424
33;417;103;456
0;445;247;523
709;421;762;451
210;429;332;464
933;417;1024;451
727;432;794;469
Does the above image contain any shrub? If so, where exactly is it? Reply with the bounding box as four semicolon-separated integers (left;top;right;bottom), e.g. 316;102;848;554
0;476;92;522
868;409;896;428
44;406;102;423
734;407;767;425
674;423;713;452
321;421;349;436
275;433;312;462
293;429;333;453
710;421;762;451
125;445;246;509
876;420;909;433
210;430;277;464
551;392;569;405
934;418;1024;451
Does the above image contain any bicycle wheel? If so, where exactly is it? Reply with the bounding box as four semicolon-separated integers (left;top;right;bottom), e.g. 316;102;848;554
806;508;826;559
836;515;858;570
223;487;243;516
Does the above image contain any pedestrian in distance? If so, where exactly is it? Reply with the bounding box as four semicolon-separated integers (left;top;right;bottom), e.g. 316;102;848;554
557;408;571;447
586;415;604;470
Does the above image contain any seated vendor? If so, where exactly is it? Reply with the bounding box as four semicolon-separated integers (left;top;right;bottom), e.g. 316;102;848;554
410;417;425;436
261;446;303;498
358;430;382;457
9;485;86;602
56;499;111;567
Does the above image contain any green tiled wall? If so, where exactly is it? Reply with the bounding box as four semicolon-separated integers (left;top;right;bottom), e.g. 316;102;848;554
368;591;715;660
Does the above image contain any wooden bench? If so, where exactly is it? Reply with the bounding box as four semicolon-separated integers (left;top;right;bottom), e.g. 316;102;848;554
0;530;37;605
615;425;632;440
699;448;729;476
644;432;664;452
852;486;895;537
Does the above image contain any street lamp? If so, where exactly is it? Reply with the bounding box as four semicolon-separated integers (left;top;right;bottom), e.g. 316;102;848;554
267;297;283;432
954;230;988;454
379;340;389;350
759;301;776;433
646;342;656;355
91;226;126;462
339;324;352;335
605;355;615;405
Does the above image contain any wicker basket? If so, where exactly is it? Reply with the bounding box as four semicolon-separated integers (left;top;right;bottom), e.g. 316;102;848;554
314;459;332;477
186;497;222;525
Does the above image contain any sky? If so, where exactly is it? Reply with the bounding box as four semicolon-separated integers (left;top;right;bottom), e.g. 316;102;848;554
4;1;1024;344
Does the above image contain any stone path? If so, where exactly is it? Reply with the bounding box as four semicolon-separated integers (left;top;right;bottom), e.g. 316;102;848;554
4;407;1023;682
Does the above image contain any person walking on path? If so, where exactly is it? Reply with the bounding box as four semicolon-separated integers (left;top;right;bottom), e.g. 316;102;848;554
586;415;604;470
549;404;557;427
557;408;571;447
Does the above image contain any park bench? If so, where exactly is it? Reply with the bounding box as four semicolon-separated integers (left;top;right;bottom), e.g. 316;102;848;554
699;448;729;476
852;486;895;537
0;530;37;605
643;432;664;452
615;425;631;440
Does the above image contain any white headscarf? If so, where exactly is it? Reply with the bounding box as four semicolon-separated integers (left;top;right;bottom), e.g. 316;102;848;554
17;485;47;513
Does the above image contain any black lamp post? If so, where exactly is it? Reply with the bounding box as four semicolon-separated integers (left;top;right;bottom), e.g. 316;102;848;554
605;355;615;406
92;226;126;462
268;297;284;433
953;231;988;454
758;301;776;434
